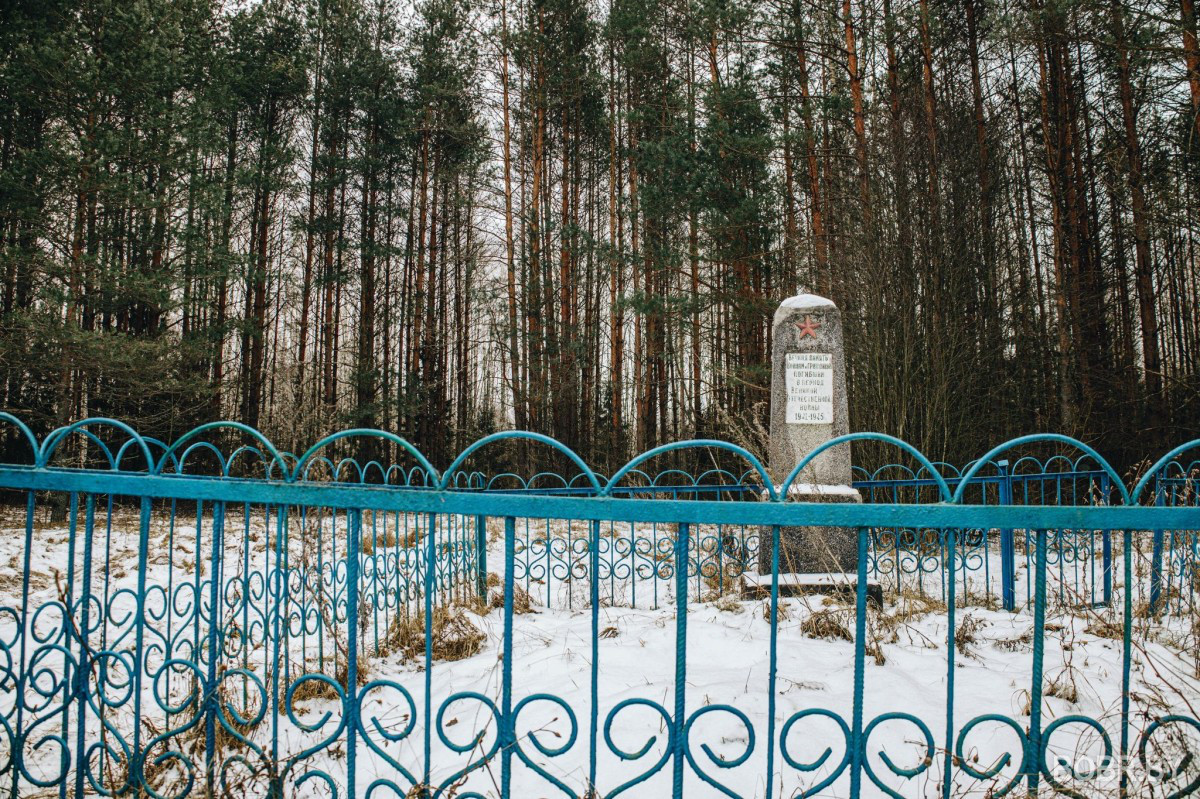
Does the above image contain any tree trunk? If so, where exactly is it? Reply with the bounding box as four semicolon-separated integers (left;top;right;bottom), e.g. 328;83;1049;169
1111;0;1164;413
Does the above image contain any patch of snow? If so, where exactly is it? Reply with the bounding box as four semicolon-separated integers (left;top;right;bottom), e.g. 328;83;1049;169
743;572;862;588
774;294;837;326
779;482;861;497
779;293;836;310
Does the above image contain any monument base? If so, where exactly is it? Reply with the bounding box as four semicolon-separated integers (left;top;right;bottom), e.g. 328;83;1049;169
741;572;882;606
758;484;863;575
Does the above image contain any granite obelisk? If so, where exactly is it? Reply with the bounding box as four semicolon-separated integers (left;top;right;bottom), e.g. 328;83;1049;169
759;293;862;575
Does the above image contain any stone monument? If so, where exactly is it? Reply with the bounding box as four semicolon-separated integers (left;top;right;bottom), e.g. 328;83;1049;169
758;293;863;577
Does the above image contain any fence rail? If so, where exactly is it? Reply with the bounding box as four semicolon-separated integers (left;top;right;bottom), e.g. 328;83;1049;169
0;416;1198;798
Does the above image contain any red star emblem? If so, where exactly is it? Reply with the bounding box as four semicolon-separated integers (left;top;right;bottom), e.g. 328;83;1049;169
795;315;821;339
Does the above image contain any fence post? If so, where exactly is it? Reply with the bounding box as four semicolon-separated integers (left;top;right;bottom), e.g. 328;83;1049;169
672;522;690;799
1119;528;1134;796
588;518;601;796
765;524;781;799
849;526;869;797
204;501;225;796
475;514;487;600
10;491;34;799
1027;528;1048;796
346;508;361;799
74;495;96;799
129;497;153;793
425;511;439;797
944;526;958;798
998;460;1016;611
269;504;286;799
500;515;516;799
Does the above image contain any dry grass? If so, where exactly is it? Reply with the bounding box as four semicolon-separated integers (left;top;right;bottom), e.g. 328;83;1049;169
994;627;1034;652
360;527;426;554
800;608;853;642
960;589;1001;611
886;590;946;622
288;673;343;704
0;568;25;595
651;542;676;565
380;605;487;663
762;600;793;622
712;595;744;613
954;613;985;656
872;589;946;644
488;581;538;615
284;655;374;705
1084;617;1124;640
137;675;272;796
360;530;398;555
1045;666;1081;704
701;558;746;600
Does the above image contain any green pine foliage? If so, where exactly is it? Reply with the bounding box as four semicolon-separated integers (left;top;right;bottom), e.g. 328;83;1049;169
1;0;1198;473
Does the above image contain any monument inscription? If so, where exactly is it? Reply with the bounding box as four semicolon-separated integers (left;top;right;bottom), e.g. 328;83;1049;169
784;352;833;424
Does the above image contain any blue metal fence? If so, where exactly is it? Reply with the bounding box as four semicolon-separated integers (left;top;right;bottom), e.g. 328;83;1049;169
0;416;1198;798
459;455;1131;613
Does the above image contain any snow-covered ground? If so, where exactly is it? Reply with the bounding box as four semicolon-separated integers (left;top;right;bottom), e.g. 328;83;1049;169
2;505;1198;797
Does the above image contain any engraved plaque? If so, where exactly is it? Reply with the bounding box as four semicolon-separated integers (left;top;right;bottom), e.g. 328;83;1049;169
785;352;833;425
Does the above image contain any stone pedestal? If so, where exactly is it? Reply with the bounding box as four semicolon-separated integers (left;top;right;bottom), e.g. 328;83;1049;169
742;572;883;606
758;485;862;575
762;294;865;581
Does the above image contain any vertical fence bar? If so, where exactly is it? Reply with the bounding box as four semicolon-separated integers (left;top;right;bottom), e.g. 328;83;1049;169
501;515;516;799
10;489;34;799
1027;528;1047;796
269;504;286;799
57;491;78;799
849;526;869;797
204;500;225;795
73;494;96;799
316;509;327;673
1101;528;1113;607
475;514;487;600
346;508;360;799
193;498;205;723
129;496;152;793
589;518;600;796
672;521;690;799
369;509;379;651
424;511;438;796
998;461;1016;611
943;527;957;799
765;524;781;799
240;501;251;687
163;497;177;734
1120;528;1133;797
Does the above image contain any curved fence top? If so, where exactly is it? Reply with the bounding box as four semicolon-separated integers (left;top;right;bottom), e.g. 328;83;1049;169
0;415;1196;508
781;433;953;502
954;434;1130;505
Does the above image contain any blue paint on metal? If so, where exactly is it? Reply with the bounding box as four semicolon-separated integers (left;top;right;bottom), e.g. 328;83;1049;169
0;418;1196;797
